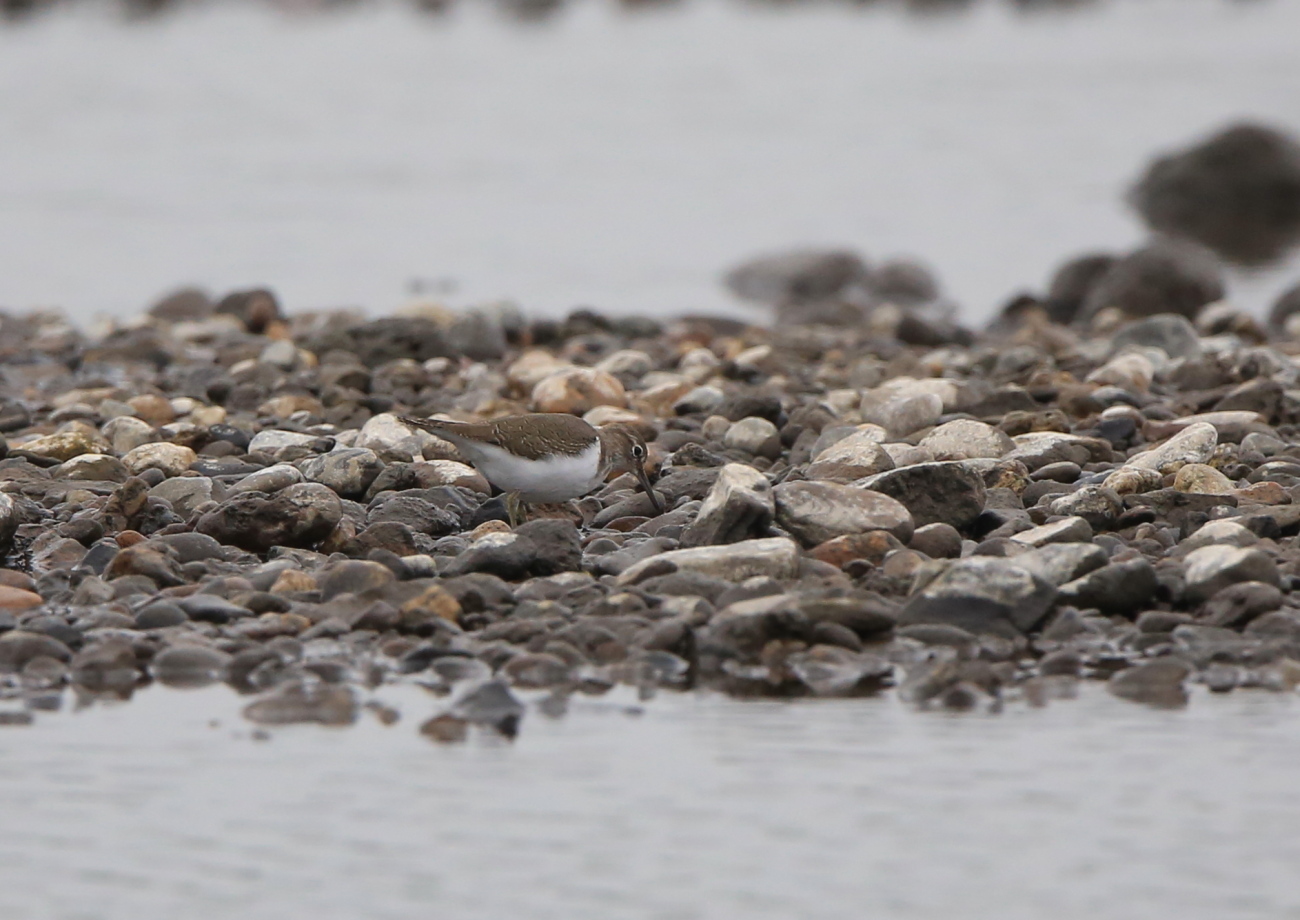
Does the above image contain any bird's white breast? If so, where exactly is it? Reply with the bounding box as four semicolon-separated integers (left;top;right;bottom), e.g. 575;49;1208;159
461;439;605;503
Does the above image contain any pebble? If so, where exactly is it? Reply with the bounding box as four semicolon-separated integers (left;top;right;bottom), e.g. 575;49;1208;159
3;258;1300;735
773;481;914;546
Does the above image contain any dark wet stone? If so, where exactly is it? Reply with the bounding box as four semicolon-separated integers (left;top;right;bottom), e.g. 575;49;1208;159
74;541;120;576
134;601;189;629
798;596;898;638
856;461;986;530
1044;253;1117;325
1108;657;1191;708
366;494;459;536
152;532;228;564
215;287;282;333
725;249;870;306
1268;281;1300;332
1079;238;1224;322
347;522;419;558
638;570;732;603
175;594;254;624
1198;581;1284;629
449;520;582;581
645;467;720;504
908;522;963;559
898;557;1056;637
195;483;343;553
787;646;892;697
589;537;678;577
1056;557;1157;616
502;652;571;689
318;560;395;600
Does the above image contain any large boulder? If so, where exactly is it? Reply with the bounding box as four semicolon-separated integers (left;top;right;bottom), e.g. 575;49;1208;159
1131;123;1300;266
1079;239;1224;322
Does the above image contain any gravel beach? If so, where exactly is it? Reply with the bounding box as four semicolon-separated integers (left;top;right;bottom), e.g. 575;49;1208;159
3;234;1300;739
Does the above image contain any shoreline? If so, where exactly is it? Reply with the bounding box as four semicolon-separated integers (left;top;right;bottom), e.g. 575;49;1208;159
1;246;1300;738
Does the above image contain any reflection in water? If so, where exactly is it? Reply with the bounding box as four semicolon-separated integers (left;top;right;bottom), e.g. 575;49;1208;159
0;682;1298;918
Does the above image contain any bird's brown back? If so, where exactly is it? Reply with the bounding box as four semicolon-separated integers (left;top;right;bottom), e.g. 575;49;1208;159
400;413;598;460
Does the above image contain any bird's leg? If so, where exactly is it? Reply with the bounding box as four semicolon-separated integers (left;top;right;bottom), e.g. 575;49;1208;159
505;492;526;527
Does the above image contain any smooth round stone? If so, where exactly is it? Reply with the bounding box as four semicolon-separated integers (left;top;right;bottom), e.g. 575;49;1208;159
723;417;781;457
1030;461;1082;484
122;442;197;478
1172;463;1234;494
134;602;189;629
918;419;1013;461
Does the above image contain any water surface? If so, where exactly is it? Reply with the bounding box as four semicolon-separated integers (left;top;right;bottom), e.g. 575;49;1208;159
0;0;1298;321
1;682;1298;919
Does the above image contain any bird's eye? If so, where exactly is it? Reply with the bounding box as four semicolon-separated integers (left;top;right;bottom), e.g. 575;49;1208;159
633;444;644;459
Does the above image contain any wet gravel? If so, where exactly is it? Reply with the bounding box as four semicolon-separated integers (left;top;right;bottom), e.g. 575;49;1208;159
3;250;1300;741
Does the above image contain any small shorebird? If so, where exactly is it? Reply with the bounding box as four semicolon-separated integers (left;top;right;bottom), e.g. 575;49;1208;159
398;413;662;524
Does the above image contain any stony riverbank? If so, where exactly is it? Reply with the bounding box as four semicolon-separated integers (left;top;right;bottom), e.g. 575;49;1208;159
2;248;1300;739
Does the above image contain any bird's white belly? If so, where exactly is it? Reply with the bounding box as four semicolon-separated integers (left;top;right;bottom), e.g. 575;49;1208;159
465;440;604;503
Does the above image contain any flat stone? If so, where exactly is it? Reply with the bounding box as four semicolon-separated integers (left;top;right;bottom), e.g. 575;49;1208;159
1005;432;1112;472
1128;422;1218;473
616;537;801;586
898;557;1057;635
248;430;321;453
774;481;913;546
806;429;894;482
1011;542;1110;587
1009;516;1093;548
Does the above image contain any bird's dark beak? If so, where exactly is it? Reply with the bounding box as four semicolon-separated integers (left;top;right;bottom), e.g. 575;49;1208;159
634;462;663;515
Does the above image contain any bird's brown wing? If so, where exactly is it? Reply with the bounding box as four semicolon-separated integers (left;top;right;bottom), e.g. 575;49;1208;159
397;417;500;445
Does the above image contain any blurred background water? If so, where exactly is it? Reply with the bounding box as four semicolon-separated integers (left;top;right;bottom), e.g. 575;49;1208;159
0;0;1298;323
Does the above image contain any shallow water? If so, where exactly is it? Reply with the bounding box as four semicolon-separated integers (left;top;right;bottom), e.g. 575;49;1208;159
0;682;1298;919
1;0;1300;322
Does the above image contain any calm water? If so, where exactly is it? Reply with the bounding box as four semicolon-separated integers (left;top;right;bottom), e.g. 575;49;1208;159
4;3;1300;917
0;682;1298;919
0;0;1299;321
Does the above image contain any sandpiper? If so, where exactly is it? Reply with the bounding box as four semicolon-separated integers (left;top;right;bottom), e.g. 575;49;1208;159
398;413;662;523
